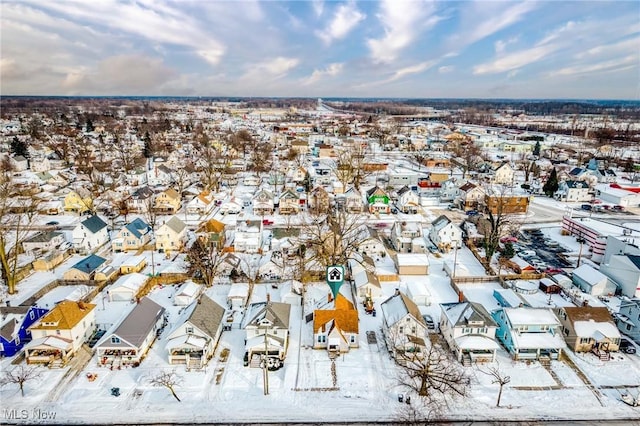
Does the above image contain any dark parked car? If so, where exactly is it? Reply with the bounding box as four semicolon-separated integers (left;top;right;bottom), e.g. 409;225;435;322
466;210;479;216
620;337;637;354
423;314;436;330
581;204;592;211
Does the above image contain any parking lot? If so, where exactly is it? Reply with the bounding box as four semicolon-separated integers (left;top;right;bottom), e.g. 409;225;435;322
513;228;574;272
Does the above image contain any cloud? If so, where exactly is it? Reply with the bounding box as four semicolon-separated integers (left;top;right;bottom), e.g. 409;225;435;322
301;62;344;85
388;61;437;81
61;55;178;94
473;44;559;74
448;1;536;52
367;0;441;64
242;57;299;81
438;65;454;74
312;0;324;17
495;37;519;55
548;54;638;77
316;2;365;45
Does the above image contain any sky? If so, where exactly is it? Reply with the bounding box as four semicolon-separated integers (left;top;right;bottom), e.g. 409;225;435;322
1;0;639;99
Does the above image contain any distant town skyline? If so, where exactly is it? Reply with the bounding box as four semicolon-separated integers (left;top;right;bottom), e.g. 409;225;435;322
1;0;639;100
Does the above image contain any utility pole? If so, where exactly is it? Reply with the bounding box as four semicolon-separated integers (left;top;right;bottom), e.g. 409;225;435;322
453;240;459;278
262;326;269;395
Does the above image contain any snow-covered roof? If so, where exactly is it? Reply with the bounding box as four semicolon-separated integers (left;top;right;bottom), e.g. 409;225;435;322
573;264;607;285
504;308;560;326
455;335;500;350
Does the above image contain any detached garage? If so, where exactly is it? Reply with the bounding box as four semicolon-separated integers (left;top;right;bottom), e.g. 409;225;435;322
108;273;148;302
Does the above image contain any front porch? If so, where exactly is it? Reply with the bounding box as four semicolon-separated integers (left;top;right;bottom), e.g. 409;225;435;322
97;348;140;368
24;337;74;367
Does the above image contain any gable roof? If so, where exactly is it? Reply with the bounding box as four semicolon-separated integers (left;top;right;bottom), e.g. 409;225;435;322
380;291;425;327
81;215;107;233
107;297;165;348
247;301;291;329
459;181;477;192
71;254;107;274
30;300;95;330
441;301;497;328
124;218;151;239
313;294;358;334
561;306;614;324
199;219;225;233
24;231;63;244
366;186;387;198
626;255;640;270
431;214;452;230
187;295;226;338
163;216;186;234
163;188;180;199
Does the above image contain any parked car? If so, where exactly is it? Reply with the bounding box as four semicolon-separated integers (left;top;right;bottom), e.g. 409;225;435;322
466;210;479;216
581;204;592;211
620;337;637;354
423;314;436;330
545;267;563;274
613;205;625;211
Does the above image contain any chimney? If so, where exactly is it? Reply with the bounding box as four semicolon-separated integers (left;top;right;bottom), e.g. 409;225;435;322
78;301;86;310
328;292;333;303
458;291;464;303
395;288;400;296
266;293;271;302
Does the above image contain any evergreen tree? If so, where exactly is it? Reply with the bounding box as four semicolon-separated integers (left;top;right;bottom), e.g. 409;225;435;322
10;136;29;159
143;131;153;158
542;167;559;196
533;140;541;157
85;117;94;132
502;242;515;259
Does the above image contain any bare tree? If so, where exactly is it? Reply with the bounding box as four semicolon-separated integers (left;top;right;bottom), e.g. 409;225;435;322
185;237;225;287
477;363;511;407
0;365;42;397
237;253;264;306
449;141;483;179
297;209;369;271
395;341;470;411
149;370;182;402
0;175;40;294
332;145;371;191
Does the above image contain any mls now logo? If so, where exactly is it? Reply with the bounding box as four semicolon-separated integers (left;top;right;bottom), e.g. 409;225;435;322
326;266;344;283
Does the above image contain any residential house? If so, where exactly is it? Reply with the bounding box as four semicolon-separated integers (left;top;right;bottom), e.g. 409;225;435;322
394;253;430;275
25;301;96;365
126;186;155;213
279;189;300;215
148;162;175;186
492;162;515;185
343;187;364;213
72;215;109;254
366;186;391;215
252;189;275;216
125;168;148;186
313;293;359;353
429;215;463;253
155;216;187;254
380;290;430;358
308;186;330;213
356;228;387;258
555;180;591;202
440;302;499;364
186;191;214;215
572;264;616;296
492;307;566;361
227;282;249;309
197;219;226;250
615;298;640;342
555;306;620;358
64;188;93;215
107;273;148;301
406;280;431;306
484;191;531;215
95;297;166;368
349;257;383;299
111;218;152;253
233;220;263;254
244;301;291;368
220;198;242;215
457;182;485;211
153;188;181;214
600;254;640;298
0;305;49;357
22;231;65;254
166;295;226;368
396;186;420;214
62;254;107;281
390;221;426;253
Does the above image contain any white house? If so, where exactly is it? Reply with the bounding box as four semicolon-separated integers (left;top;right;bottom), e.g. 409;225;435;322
440;302;499;363
429;215;463;253
349;257;383;299
555;180;591;202
95;297;166;368
397;186;420;214
25;301;96;365
72;215;109;254
166;295;226;369
390;221;425;254
233;220;263;254
380;290;429;356
492;162;515;185
243;301;291;368
155;216;187;254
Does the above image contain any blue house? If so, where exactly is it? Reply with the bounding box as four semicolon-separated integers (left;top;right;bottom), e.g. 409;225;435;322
492;307;566;362
0;305;49;357
615;298;640;342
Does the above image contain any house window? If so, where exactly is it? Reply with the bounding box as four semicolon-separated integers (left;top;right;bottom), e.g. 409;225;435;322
186;327;194;334
411;327;416;334
627;324;632;331
111;336;120;344
29;311;35;320
399;327;404;334
318;335;326;343
478;327;487;334
56;330;61;335
579;337;591;344
350;335;356;344
463;328;471;334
